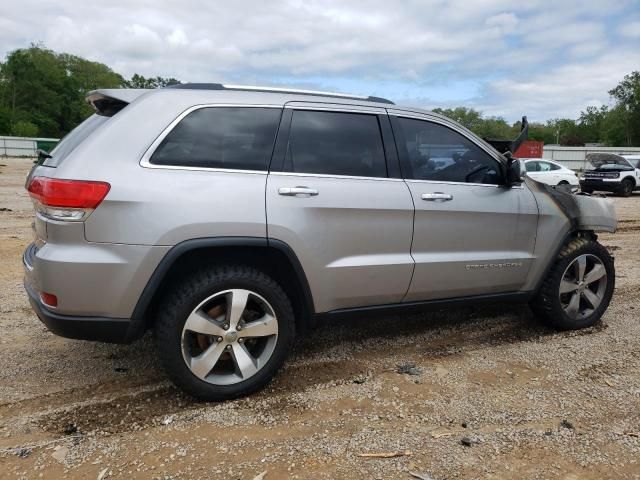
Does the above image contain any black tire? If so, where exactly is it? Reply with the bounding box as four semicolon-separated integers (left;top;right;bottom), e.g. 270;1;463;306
530;237;615;330
619;178;634;197
581;187;593;194
155;265;295;401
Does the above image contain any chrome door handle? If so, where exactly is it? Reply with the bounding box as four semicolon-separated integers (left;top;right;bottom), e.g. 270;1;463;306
278;186;319;196
421;192;453;201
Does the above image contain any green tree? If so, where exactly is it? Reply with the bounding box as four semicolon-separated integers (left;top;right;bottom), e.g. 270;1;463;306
608;71;640;146
0;45;65;136
578;105;609;144
0;45;122;137
11;120;38;137
601;105;629;146
526;122;556;144
122;73;181;88
57;53;124;133
474;116;513;140
545;118;586;146
432;107;483;131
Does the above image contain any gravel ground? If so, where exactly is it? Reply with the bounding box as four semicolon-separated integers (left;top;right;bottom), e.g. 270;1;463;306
0;156;639;480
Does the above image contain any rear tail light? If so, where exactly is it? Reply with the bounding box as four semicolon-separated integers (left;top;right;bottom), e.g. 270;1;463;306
27;177;110;221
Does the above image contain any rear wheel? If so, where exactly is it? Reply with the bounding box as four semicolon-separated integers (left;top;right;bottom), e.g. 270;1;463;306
620;178;634;197
581;186;593;194
155;265;295;400
531;237;615;330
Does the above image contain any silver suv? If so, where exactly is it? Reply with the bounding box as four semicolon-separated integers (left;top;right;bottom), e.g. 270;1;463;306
23;84;617;400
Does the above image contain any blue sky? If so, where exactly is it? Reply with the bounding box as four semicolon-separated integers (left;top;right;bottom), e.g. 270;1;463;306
2;0;639;122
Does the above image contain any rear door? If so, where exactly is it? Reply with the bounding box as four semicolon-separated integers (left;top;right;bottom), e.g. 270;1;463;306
389;111;539;301
266;104;415;312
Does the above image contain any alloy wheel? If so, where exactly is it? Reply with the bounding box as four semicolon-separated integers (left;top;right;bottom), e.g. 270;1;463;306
559;254;608;320
181;289;278;385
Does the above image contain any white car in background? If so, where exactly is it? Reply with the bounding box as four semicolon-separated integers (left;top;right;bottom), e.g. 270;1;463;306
523;158;579;190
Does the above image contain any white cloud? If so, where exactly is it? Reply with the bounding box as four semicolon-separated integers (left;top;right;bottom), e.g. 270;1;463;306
167;29;188;48
0;0;637;120
477;49;640;121
485;12;519;34
620;20;640;38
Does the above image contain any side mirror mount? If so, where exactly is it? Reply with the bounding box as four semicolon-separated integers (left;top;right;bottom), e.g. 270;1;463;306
505;153;526;185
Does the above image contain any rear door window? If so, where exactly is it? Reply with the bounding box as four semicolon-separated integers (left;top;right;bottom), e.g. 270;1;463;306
525;161;539;172
150;107;282;171
283;110;387;178
538;161;559;171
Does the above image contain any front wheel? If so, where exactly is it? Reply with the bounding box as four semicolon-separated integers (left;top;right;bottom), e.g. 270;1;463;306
155;265;295;400
530;237;615;330
619;178;634;197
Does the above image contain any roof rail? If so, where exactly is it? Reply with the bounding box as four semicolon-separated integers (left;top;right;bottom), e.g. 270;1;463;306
166;83;394;105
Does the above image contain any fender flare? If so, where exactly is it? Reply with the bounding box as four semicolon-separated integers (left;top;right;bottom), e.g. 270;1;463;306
125;237;315;341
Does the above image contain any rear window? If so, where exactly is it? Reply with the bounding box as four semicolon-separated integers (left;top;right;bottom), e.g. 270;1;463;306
45;114;109;167
150;107;282;171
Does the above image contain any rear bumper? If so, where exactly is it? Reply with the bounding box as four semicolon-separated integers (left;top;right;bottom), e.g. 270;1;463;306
22;240;170;343
22;239;169;317
25;281;131;343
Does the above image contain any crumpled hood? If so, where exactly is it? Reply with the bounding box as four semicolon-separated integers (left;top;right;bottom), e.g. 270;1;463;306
586;152;632;170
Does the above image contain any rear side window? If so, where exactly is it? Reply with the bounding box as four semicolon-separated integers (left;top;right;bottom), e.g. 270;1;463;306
150;107;281;170
283;110;387;178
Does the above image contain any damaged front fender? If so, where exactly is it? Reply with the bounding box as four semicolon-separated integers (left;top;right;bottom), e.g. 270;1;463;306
526;178;617;233
571;193;617;232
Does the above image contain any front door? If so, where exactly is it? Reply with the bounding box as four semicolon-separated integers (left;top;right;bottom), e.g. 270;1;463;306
389;112;539;301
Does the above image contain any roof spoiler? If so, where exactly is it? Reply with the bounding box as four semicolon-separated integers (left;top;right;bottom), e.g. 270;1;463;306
484;116;529;155
86;89;150;116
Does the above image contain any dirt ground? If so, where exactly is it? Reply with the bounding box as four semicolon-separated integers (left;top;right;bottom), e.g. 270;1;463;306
0;156;639;480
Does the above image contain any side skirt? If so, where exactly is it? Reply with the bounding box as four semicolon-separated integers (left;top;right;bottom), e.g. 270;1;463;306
314;291;534;322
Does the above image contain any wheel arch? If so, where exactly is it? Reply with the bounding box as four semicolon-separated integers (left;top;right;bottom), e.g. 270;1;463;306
621;175;636;187
531;229;598;294
126;237;315;341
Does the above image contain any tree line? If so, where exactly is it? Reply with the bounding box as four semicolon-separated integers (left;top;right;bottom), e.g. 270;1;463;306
0;45;638;146
0;45;179;138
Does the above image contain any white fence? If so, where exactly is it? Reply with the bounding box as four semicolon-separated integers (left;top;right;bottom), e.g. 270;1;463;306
543;146;640;171
0;136;59;157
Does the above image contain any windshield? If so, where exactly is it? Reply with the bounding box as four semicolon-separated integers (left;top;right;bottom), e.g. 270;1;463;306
44;114;109;167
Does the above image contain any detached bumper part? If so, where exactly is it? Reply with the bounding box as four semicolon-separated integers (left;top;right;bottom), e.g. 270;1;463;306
25;282;131;343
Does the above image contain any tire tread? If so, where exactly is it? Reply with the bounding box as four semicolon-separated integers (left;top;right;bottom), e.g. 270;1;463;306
155;264;294;401
531;237;614;330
